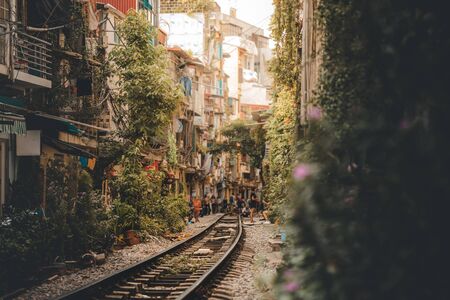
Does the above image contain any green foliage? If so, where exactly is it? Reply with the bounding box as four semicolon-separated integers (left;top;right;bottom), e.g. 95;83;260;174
111;200;138;232
211;121;266;169
265;0;302;222
93;138;126;188
111;142;188;236
107;11;188;239
110;11;182;141
270;0;302;89
159;254;208;274
0;161;113;295
79;170;93;193
264;88;296;222
0;210;48;294
167;132;178;167
277;1;450;300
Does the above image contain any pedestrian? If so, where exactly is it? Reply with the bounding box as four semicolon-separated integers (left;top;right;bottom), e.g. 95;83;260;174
211;195;217;214
202;195;209;216
249;193;258;223
188;201;194;223
261;199;270;221
229;193;235;213
237;195;244;215
192;194;202;223
242;204;250;217
217;196;223;213
205;194;212;215
222;197;228;213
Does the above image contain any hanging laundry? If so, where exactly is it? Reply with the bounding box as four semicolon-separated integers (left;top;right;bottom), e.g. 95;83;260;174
180;76;192;96
79;156;88;168
88;158;96;170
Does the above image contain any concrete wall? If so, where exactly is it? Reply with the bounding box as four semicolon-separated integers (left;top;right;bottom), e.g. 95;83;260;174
160;13;205;56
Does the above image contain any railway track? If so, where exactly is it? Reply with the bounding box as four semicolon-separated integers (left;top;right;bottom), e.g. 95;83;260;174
56;214;243;300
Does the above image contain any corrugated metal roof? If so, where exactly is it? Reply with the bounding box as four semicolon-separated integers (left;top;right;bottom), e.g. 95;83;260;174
97;0;137;14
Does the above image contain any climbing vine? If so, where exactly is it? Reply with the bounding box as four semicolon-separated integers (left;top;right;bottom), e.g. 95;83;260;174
270;0;302;90
276;1;450;299
263;88;296;221
264;0;302;220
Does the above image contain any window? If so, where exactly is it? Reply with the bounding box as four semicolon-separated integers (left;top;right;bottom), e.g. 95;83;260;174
194;76;199;91
113;17;119;44
254;62;260;74
138;0;157;28
216;79;223;96
0;0;8;21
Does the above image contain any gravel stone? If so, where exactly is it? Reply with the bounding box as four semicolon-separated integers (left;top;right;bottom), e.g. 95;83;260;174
229;217;283;300
14;214;223;300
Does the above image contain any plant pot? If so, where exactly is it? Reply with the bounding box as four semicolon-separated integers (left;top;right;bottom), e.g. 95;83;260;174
125;230;140;246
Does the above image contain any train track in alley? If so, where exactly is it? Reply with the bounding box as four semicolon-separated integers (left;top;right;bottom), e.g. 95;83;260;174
56;214;243;300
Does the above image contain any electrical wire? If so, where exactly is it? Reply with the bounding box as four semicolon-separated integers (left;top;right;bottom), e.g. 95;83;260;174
221;14;272;57
36;0;64;38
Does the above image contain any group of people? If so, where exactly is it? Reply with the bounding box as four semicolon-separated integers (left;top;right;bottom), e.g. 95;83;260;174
190;193;269;224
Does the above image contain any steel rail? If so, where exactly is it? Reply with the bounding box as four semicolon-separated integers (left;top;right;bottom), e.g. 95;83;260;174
177;214;243;300
55;214;226;300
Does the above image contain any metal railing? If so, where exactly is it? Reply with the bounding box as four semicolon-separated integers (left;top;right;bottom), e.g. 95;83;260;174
13;30;52;80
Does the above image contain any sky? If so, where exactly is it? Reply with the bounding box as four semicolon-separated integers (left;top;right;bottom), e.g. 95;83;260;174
215;0;274;38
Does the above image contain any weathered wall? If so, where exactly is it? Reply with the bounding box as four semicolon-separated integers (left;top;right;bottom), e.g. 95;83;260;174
300;0;322;124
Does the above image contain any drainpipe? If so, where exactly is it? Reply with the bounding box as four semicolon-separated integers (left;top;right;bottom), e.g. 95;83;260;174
8;0;16;81
154;0;160;29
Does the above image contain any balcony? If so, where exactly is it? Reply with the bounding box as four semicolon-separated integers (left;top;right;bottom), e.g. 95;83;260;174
0;30;52;88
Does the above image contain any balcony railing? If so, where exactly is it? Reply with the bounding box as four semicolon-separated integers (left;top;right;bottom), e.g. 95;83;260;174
13;31;52;80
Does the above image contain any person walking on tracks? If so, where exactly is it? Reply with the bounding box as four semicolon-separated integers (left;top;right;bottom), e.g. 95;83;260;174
211;195;217;214
249;193;258;223
222;196;228;213
237;195;245;215
205;194;212;215
229;193;235;213
192;194;202;223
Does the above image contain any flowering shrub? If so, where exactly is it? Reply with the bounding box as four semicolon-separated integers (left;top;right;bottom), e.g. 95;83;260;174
275;1;450;299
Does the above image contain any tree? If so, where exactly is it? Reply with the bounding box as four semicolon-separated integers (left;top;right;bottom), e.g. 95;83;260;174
211;121;266;171
107;11;188;235
110;11;182;142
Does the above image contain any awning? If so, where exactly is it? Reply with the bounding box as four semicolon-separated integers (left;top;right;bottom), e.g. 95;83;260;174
43;136;97;158
0;96;26;108
0;111;27;135
27;113;82;135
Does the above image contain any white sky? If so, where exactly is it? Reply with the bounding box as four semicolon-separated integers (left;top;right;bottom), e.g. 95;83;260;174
215;0;274;38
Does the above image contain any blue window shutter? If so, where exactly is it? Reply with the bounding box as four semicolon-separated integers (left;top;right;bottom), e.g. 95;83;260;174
218;43;223;59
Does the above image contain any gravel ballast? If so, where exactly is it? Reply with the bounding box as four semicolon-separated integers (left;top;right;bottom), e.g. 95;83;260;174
14;214;223;300
230;218;283;300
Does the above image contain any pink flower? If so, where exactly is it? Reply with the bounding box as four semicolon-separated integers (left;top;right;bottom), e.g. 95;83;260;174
293;164;312;181
347;162;358;173
283;281;300;293
344;196;355;205
308;106;323;121
400;119;410;129
283;269;295;278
